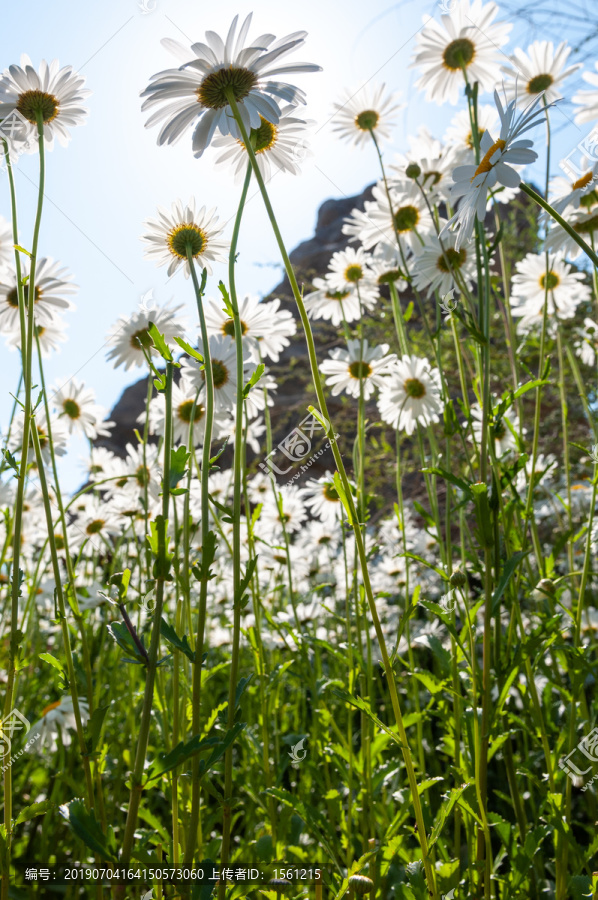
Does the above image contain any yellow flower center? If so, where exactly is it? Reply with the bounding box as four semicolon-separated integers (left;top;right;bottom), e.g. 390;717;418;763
41;699;62;717
16;90;59;124
572;171;593;191
167;224;207;260
196;66;258;110
539;271;560;290
442;38;476;71
472;139;506;181
404;378;426;399
355;109;380;131
348;360;373;379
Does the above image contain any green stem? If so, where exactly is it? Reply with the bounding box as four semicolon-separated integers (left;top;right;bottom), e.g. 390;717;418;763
226;91;438;900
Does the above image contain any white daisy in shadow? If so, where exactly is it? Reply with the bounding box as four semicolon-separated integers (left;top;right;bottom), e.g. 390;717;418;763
320;339;396;400
377;355;443;434
0;257;77;331
106;301;185;371
203;294;296;363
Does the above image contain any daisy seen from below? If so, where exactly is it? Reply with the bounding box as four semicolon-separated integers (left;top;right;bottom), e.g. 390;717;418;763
51;378;113;440
320;339;396;400
141;13;321;157
501;41;581;104
573;62;598;125
141;199;228;278
203;294;296;363
326;246;379;294
377;355;443;434
147;376;232;447
303;275;378;326
0;257;77;331
410;222;477;296
0;55;90;146
3;318;68;357
411;0;512;106
509;252;590;332
180;333;254;415
548;159;598;215
331;83;402;148
443;90;549;249
0;216;13;275
574;318;598;367
10;409;68;467
260;484;308;538
28;697;89;753
302;472;346;526
391;126;457;203
343;180;433;256
106;301;185;371
544;195;598;259
213;104;311;180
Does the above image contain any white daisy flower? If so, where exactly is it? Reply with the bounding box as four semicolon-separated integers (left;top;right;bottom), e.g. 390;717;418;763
326;246;378;294
0;55;90;147
141;14;321;157
443;89;549;248
410;222;477;296
330;83;402;148
0;216;13;275
304;275;378;326
213;104;311;180
69;494;121;550
548;160;598;215
443;104;499;163
574;318;598;367
509;252;590;332
9;409;69;467
50;377;113;440
0;257;77;331
146;377;231;447
515;453;557;494
501;41;581;104
86;446;121;483
141;198;228;278
573;61;598;125
27;697;89;753
109;442;162;505
343;180;433;255
3;318;68;357
260;484;308;537
391;126;457;202
105;301;185;371
544;196;598;259
411;0;512;106
369;243;409;290
320;339;396;400
470;402;519;457
247;471;272;505
377;355;443;434
203;294;296;363
180;333;254;415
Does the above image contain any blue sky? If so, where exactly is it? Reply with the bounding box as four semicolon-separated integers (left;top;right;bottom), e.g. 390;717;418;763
0;0;593;489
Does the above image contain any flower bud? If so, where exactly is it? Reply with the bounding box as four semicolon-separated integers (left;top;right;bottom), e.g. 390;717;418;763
450;570;467;588
349;875;374;895
406;162;422;179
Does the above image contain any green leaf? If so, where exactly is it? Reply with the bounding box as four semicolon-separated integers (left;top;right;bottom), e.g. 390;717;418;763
428;783;471;849
60;799;117;862
491;551;530;614
147;322;173;362
145;734;222;783
85;705;109;755
332;472;353;524
420;467;473;499
38;652;63;673
192;531;218;582
169;445;190;490
174;336;204;363
109;569;131;603
2;447;19;475
243;364;265;398
234;558;257;611
403;300;414;322
107;622;147;665
160;618;196;663
234;674;254;710
14;244;33;258
331;688;403;749
15;800;54;826
264;787;341;871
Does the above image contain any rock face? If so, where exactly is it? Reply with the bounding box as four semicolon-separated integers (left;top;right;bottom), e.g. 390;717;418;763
97;185;377;483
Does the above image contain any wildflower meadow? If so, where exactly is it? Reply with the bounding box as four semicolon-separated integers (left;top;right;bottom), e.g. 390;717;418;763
2;2;598;898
